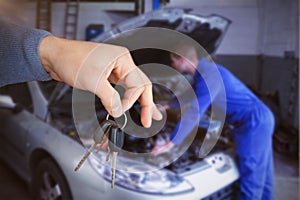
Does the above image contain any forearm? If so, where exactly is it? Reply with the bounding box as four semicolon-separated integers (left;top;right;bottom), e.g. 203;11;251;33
0;20;162;126
0;19;51;87
170;102;201;145
39;36;131;88
170;93;210;145
39;36;99;85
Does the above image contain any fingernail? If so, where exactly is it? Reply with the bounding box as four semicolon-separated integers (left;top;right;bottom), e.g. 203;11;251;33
146;112;152;128
154;105;163;120
145;120;151;128
112;105;122;117
156;108;163;120
158;112;163;120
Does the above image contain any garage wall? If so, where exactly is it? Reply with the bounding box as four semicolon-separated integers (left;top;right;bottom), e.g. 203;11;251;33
257;0;299;57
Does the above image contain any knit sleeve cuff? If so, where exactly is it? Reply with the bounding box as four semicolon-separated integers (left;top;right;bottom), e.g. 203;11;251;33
22;28;52;81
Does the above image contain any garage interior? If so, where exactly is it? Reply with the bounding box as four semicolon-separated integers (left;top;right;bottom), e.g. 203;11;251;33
0;0;298;199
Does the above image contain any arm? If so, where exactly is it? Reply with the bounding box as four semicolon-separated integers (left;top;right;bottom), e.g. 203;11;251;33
170;59;225;144
0;19;162;127
0;19;51;86
39;36;162;127
170;79;211;145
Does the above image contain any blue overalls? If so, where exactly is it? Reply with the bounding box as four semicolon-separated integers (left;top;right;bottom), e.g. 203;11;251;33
170;58;275;200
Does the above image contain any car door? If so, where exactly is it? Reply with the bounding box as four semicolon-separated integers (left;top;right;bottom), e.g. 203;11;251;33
0;83;34;177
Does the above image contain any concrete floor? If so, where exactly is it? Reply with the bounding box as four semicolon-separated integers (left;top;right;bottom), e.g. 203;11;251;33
274;152;299;200
0;151;298;200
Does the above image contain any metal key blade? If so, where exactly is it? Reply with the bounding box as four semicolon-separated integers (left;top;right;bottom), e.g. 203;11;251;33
75;120;114;172
111;151;118;188
74;142;97;171
105;146;111;162
108;126;124;189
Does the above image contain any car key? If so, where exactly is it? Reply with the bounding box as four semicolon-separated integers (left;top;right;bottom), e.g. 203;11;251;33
108;125;125;188
74;120;115;171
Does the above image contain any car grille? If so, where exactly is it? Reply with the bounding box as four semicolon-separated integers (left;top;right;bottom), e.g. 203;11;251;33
202;181;239;200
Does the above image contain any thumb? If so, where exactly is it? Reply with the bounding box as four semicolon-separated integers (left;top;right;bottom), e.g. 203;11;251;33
96;80;123;117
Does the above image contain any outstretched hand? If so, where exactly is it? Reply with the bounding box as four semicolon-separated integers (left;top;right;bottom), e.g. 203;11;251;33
39;36;162;127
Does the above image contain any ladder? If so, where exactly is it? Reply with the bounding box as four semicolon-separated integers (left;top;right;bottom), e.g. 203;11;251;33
36;0;52;31
64;0;80;40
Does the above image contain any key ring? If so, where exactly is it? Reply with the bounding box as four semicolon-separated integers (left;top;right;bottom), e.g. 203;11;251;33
106;113;127;129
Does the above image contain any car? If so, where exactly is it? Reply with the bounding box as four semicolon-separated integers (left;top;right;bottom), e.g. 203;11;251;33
0;8;239;200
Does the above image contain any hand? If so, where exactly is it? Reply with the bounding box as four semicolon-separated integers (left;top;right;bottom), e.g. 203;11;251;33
39;36;162;127
151;141;174;156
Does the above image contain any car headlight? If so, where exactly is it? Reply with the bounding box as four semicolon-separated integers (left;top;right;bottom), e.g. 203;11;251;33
88;152;194;195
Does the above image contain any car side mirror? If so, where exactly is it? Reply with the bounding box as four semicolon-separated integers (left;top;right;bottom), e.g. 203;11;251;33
0;95;16;109
0;95;22;113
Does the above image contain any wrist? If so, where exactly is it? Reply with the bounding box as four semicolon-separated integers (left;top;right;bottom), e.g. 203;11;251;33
39;36;99;83
39;35;60;74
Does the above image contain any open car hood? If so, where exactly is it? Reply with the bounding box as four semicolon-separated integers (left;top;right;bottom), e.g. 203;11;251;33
47;8;231;121
94;7;231;54
41;9;236;185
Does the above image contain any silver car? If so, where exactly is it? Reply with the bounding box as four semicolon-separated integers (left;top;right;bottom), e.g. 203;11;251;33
0;8;239;200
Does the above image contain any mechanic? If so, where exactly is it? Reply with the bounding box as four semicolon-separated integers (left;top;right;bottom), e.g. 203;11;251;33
0;19;162;128
151;45;275;200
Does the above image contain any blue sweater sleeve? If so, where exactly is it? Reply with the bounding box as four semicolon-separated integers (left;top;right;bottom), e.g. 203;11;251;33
0;19;52;87
170;59;222;145
170;81;211;145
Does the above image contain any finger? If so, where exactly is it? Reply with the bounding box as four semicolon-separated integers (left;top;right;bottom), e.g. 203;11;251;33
95;80;123;117
119;68;161;127
139;84;163;127
121;86;144;112
152;105;163;121
118;68;148;111
140;105;152;128
121;85;162;127
140;104;163;127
